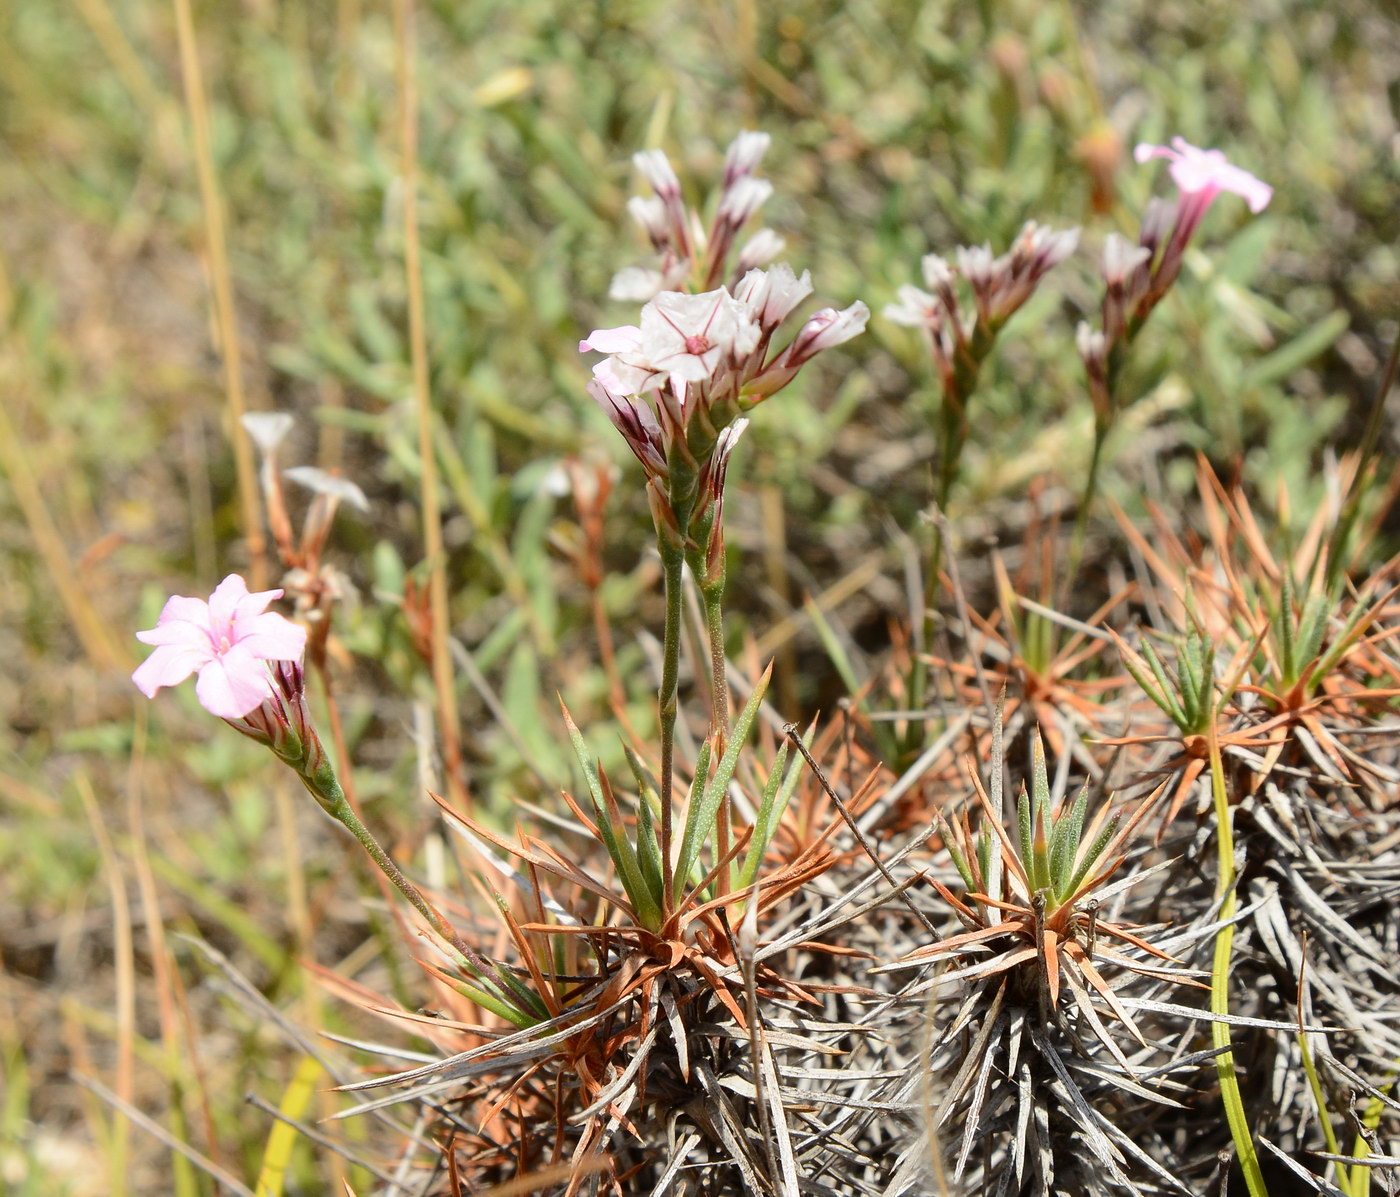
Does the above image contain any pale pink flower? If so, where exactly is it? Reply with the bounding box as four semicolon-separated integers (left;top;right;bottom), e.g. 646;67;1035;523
631;289;761;384
132;574;307;719
1134;137;1272;215
786;301;870;364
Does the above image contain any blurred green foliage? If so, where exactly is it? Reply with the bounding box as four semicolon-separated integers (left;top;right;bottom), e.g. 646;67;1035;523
0;0;1396;1190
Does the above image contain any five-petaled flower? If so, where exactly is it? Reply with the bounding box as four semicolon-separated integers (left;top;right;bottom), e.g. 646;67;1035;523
1134;137;1273;216
132;574;308;719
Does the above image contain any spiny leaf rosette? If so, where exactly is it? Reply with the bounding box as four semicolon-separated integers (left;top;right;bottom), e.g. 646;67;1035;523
896;729;1184;1027
872;716;1216;1195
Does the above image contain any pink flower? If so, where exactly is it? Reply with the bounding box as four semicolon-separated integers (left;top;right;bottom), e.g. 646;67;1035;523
132;574;308;719
1134;137;1273;215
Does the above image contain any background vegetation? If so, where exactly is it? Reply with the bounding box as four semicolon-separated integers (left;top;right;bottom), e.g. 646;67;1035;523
1;0;1397;1192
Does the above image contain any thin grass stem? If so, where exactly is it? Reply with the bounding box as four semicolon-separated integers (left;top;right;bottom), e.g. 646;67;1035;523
393;0;467;811
171;0;266;588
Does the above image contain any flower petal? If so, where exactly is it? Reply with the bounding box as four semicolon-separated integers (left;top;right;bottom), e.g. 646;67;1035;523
194;646;274;719
136;616;215;649
146;593;211;631
207;574;253;633
132;643;210;698
236;611;308;662
579;326;642;355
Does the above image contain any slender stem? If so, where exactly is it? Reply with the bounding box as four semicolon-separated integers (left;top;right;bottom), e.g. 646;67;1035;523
1066;421;1108;586
394;0;468;812
1207;732;1268;1197
311;766;517;1002
658;543;685;913
701;583;732;740
700;579;733;892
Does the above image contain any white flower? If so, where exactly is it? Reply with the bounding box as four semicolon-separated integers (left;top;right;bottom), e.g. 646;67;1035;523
736;228;785;273
241;412;295;454
955;245;996;292
735;263;813;330
633;149;681;201
723;131;771;184
1076;321;1106;363
716;176;772;229
284;467;370;513
630;289;761;383
788;300;870;364
1102;233;1151;284
609;266;664;302
627;195;668;245
921;253;957;294
883;284;940;328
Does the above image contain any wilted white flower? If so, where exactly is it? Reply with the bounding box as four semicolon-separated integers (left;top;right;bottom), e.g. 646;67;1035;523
241;412;295;454
284;467;370;514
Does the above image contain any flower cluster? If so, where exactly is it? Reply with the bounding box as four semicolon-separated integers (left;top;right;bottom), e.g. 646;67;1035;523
582;269;867;562
610;131;785;301
1078;137;1272;423
885;222;1079;403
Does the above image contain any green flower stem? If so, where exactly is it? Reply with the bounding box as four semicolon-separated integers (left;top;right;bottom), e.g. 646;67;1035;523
657;453;701;914
1207;735;1267;1197
304;763;518;1004
700;581;731;740
658;541;685;914
1066;421;1108;585
699;578;733;893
